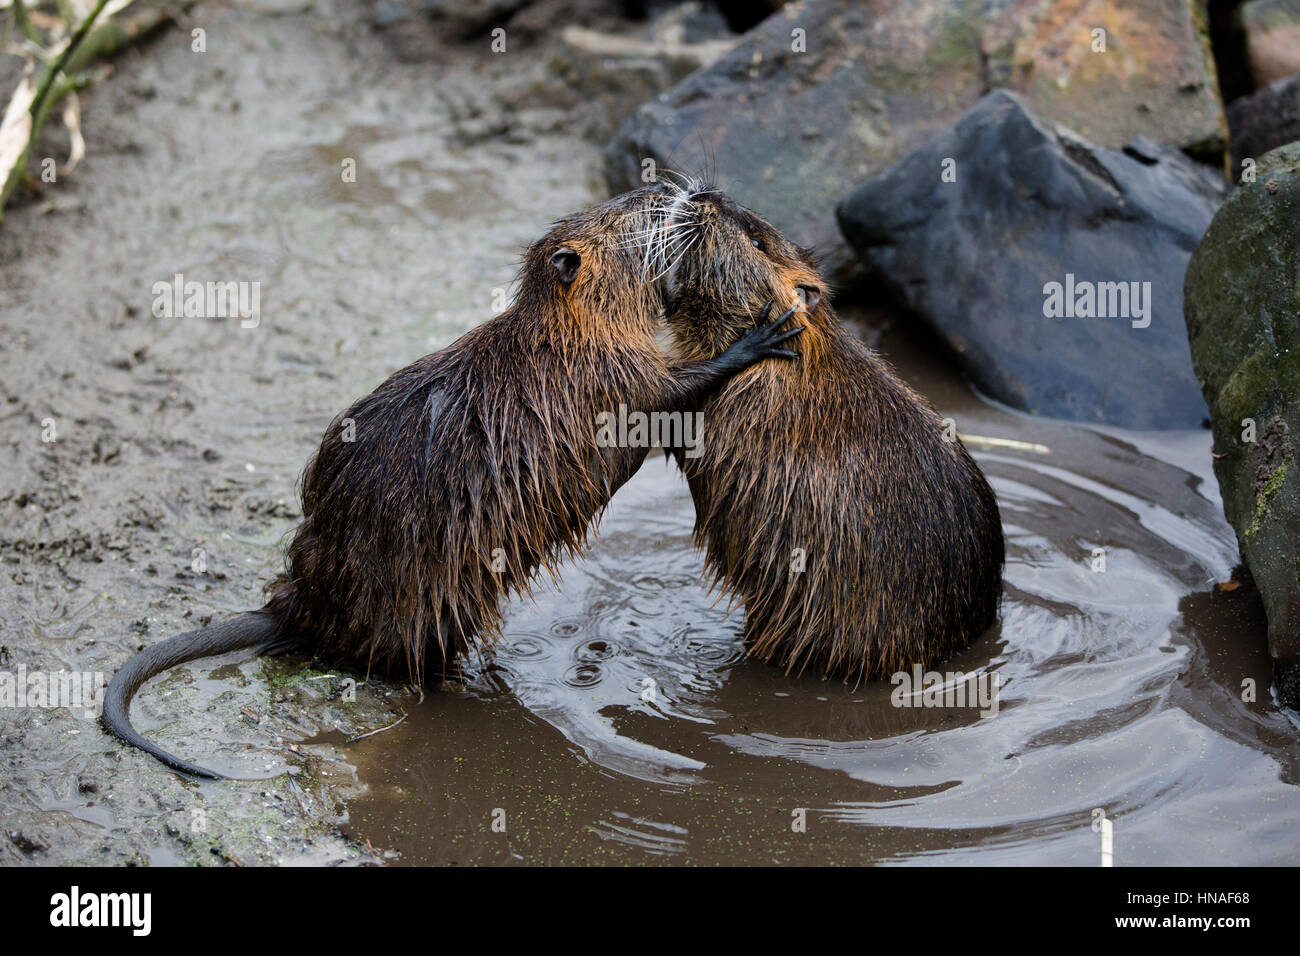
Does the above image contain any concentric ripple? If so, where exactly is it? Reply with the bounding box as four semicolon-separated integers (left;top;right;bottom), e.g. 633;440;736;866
443;389;1300;863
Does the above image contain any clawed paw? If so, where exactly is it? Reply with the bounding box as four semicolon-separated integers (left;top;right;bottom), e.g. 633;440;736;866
735;298;803;361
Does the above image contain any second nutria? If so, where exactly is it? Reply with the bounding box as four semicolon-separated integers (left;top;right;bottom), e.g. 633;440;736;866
656;181;1004;682
103;185;801;777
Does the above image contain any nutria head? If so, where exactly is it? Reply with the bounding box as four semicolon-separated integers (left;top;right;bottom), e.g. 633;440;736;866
654;181;827;360
514;184;682;343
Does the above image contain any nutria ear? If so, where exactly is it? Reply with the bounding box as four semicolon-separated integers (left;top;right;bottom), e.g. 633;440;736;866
797;285;822;311
550;248;580;284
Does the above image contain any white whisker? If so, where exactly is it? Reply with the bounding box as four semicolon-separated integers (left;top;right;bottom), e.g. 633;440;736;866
617;221;700;246
650;229;700;284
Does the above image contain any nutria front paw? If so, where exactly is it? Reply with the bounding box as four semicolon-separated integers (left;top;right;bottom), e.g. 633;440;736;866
730;299;804;363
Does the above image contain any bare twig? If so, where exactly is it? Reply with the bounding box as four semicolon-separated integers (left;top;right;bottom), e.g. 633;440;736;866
345;714;409;744
958;434;1052;455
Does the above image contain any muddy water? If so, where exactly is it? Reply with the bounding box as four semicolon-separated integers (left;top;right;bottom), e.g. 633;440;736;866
339;313;1300;865
1;3;1297;866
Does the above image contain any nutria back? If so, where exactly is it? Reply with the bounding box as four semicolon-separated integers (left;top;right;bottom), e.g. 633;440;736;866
264;325;661;683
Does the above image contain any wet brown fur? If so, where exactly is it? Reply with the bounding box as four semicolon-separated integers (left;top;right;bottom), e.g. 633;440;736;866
105;185;805;777
662;187;1005;683
262;187;705;685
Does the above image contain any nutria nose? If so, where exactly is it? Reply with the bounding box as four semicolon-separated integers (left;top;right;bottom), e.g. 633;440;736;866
686;191;727;220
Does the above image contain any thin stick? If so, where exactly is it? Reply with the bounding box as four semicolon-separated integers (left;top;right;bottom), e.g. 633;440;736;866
345;714;408;744
958;434;1051;455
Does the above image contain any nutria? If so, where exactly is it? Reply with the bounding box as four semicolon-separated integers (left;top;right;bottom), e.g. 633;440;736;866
103;185;802;778
655;181;1004;682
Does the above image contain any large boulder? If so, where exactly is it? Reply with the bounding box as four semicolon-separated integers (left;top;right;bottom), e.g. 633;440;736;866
1228;73;1300;171
1184;142;1300;709
837;90;1224;429
606;0;1226;283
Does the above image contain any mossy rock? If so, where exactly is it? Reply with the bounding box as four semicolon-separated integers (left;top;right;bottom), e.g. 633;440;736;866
1184;141;1300;708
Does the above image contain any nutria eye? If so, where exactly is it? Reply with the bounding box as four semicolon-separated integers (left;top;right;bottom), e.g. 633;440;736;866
750;236;764;252
550;247;580;284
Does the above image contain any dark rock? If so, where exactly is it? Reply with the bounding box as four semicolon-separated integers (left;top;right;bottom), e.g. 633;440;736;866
712;0;787;33
1184;141;1300;709
837;90;1225;429
607;0;1227;284
425;0;535;39
1227;73;1300;171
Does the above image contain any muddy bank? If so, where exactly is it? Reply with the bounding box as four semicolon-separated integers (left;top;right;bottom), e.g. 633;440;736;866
0;0;618;865
1;1;1298;866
